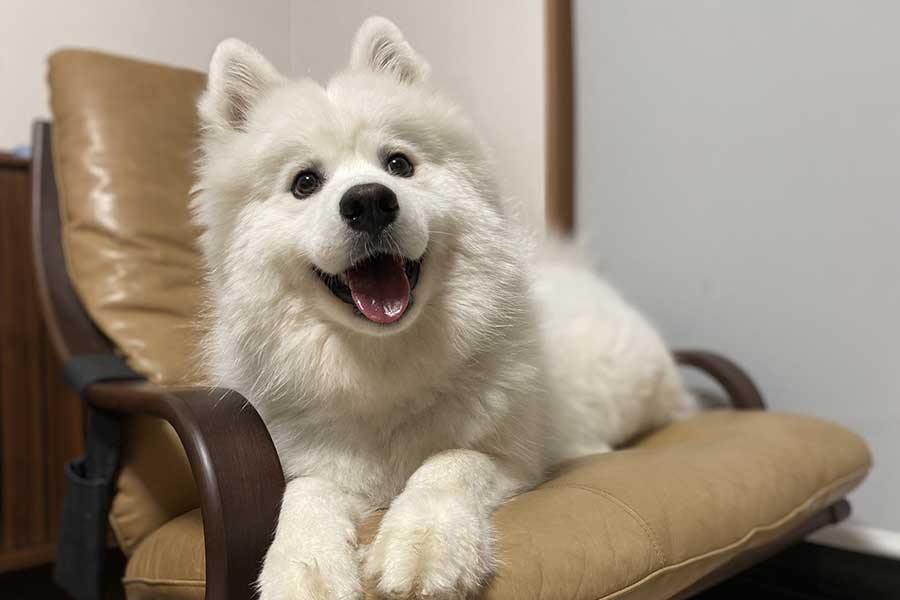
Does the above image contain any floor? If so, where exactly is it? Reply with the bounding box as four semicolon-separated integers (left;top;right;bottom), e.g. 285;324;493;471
1;542;898;600
2;550;124;600
692;542;900;600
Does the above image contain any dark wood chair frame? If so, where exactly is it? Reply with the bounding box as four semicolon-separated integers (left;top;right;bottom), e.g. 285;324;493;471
30;117;848;600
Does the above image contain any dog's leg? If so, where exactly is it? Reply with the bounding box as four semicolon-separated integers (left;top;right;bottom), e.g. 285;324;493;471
365;449;530;599
259;476;364;600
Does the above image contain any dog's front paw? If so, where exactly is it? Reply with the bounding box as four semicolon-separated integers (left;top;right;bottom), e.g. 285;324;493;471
364;490;495;599
258;542;362;600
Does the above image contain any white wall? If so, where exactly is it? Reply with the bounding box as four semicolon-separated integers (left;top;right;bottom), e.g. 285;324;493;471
575;0;900;542
289;0;546;227
0;1;546;227
0;0;291;150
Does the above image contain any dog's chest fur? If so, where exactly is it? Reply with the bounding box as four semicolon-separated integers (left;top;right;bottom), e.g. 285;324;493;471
208;289;545;508
259;380;528;507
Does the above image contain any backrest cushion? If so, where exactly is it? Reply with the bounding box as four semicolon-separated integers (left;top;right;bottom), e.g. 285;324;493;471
48;49;205;554
48;49;205;385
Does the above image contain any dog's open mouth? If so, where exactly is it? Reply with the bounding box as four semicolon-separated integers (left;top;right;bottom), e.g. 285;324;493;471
316;253;422;324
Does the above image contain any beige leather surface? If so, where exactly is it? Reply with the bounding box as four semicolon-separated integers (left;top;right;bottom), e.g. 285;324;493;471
124;509;205;600
47;49;206;552
123;410;871;600
110;416;199;556
48;49;205;386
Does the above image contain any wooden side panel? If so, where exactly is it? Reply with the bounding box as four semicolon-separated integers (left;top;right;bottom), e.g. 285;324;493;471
0;156;46;550
0;154;83;572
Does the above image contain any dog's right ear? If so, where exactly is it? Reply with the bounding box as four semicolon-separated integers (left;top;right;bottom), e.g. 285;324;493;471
199;38;285;134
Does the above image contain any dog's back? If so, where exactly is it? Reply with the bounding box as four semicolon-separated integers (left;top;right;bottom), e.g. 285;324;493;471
534;238;697;463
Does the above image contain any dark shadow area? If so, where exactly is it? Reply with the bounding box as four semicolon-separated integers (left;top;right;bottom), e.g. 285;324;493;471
692;542;900;600
0;550;125;600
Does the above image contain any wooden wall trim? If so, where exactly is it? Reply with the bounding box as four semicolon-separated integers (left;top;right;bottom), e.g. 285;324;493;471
545;0;575;233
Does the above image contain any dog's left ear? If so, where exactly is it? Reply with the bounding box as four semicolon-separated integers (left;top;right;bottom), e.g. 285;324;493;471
350;17;430;84
200;38;285;134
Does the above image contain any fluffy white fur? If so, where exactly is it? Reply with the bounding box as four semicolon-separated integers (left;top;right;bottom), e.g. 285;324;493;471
192;17;695;600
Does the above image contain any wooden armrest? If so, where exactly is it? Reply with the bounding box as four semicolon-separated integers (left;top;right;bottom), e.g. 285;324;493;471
673;350;767;410
87;381;284;600
31;121;280;598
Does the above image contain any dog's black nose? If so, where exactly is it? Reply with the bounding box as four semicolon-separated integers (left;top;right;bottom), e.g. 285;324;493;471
339;183;399;236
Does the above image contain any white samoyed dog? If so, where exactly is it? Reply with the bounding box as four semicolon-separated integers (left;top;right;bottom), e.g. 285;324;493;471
192;16;695;600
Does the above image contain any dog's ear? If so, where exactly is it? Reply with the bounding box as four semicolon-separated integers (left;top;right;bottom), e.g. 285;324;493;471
199;38;285;133
350;17;430;84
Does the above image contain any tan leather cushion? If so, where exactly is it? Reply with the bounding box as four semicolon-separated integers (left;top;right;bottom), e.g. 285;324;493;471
123;410;870;600
48;49;205;553
110;416;199;555
124;508;205;600
48;49;204;386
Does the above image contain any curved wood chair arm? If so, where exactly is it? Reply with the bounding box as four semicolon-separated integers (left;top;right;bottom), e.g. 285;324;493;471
88;381;284;600
32;121;282;599
673;350;767;410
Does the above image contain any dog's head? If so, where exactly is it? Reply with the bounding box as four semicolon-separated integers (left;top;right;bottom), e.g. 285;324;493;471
193;18;531;401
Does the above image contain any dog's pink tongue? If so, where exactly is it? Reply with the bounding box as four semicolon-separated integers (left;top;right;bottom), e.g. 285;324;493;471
347;255;410;324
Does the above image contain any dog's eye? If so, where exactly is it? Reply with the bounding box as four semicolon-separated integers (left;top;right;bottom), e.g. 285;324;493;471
385;153;414;178
291;170;322;198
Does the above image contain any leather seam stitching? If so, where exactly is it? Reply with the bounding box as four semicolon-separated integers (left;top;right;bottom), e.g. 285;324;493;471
537;483;667;567
592;464;870;600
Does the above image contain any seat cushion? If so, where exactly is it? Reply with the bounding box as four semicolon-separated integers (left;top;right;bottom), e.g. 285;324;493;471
124;508;205;600
123;410;870;600
110;416;199;556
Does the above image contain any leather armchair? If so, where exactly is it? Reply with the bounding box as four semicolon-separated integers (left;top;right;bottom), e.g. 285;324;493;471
33;50;870;600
